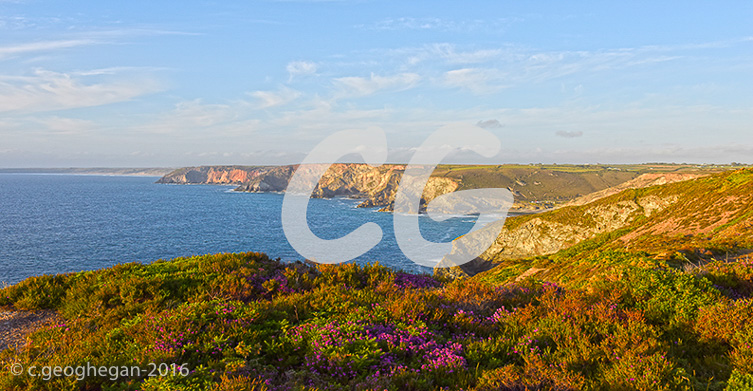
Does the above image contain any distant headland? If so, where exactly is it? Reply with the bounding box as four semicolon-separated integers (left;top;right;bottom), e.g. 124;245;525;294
156;163;737;214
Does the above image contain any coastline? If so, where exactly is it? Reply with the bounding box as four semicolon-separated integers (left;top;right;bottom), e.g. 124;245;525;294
0;168;174;177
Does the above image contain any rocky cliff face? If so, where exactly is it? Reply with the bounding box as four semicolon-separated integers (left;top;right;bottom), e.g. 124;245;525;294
563;172;706;207
482;194;678;260
436;189;682;278
157;164;461;210
439;169;753;279
234;166;298;192
156;166;275;185
158;164;715;214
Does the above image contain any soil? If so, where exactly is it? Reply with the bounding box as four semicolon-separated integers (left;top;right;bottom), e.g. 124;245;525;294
0;309;60;351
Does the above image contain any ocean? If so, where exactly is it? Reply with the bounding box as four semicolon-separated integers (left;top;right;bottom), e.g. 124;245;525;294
0;174;485;285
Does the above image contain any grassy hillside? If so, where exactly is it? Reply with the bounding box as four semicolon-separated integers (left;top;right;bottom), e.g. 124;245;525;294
432;163;734;208
157;163;736;211
1;250;752;390
479;169;753;288
2;167;753;390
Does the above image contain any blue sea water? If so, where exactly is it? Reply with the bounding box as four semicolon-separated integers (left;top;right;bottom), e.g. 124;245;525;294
0;174;486;285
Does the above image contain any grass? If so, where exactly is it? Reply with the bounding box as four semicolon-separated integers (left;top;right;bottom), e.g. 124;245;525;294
1;251;752;390
4;166;753;390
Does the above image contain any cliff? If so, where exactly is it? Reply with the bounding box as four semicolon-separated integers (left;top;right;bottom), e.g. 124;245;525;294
158;164;461;211
159;163;711;212
156;165;277;185
440;168;753;280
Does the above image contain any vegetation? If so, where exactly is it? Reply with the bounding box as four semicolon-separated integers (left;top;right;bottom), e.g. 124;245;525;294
1;250;752;390
162;163;739;210
4;167;753;390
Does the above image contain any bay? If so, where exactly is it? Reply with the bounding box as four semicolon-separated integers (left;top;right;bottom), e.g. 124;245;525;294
0;174;488;285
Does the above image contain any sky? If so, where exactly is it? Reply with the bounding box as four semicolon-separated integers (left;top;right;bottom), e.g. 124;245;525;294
0;1;752;167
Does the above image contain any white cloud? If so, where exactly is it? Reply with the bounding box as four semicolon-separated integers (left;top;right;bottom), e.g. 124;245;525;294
333;72;420;97
360;39;715;92
381;43;509;68
0;39;97;59
0;69;162;113
365;17;519;33
140;99;241;134
371;17;447;31
71;66;169;76
286;61;317;81
249;86;301;108
0;29;197;60
426;43;503;64
34;116;96;135
78;28;201;38
443;68;507;94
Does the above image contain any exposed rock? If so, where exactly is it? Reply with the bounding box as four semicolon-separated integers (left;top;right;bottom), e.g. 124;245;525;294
235;166;297;192
435;193;680;278
158;164;711;215
434;257;501;280
564;173;705;207
157;165;276;185
159;164;460;211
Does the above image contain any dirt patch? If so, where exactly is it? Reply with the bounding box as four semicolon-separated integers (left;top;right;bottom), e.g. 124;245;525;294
565;173;707;207
515;267;548;282
0;309;60;351
620;218;681;243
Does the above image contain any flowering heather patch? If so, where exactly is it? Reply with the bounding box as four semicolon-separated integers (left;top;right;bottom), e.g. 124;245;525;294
394;272;441;290
1;251;752;390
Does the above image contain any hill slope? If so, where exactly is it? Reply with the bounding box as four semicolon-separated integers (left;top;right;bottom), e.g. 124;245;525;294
452;168;753;285
2;251;752;389
2;169;753;390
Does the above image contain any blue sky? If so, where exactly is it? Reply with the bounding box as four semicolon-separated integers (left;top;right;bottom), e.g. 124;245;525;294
1;1;751;167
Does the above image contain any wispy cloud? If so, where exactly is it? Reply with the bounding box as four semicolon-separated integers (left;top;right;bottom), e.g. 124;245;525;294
75;28;202;38
392;43;505;66
249;86;301;108
0;28;199;61
0;15;52;30
349;38;729;93
137;99;242;135
443;68;507;94
286;60;317;82
33;116;96;135
363;17;520;33
426;44;503;64
333;72;420;97
0;69;162;113
71;66;170;76
0;39;97;59
371;17;448;31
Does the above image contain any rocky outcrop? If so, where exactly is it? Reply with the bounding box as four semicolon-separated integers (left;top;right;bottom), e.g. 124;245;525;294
157;166;275;185
436;192;681;278
157;164;461;210
234;166;298;192
563;172;705;207
158;164;715;214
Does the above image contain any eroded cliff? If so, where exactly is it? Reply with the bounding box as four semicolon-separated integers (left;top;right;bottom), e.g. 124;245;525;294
439;169;753;279
157;164;460;210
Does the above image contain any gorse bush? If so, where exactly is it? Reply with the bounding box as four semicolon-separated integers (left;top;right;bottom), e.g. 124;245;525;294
1;252;752;390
